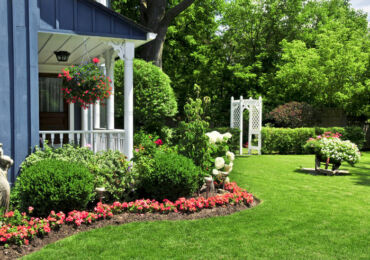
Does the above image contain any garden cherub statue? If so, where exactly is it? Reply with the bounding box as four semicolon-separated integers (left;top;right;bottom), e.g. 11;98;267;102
0;143;13;213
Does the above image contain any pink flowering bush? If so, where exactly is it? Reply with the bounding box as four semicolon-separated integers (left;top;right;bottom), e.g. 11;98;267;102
0;182;253;247
304;132;361;166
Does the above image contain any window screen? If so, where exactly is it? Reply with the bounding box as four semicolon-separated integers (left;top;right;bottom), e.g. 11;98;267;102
39;77;64;112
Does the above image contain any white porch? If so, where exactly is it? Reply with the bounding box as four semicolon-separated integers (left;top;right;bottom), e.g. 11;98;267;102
38;32;155;159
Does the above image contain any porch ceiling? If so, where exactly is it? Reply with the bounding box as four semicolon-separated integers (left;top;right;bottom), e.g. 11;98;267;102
38;32;119;66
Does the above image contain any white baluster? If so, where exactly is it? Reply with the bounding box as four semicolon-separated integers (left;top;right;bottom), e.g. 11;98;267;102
68;133;73;145
51;134;55;147
59;134;63;147
77;133;81;147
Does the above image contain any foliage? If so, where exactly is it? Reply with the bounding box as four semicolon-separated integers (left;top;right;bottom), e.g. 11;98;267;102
262;126;366;154
272;19;370;117
177;97;211;171
111;0;196;67
136;150;204;201
267;102;315;127
24;153;370;259
1;183;253;247
13;159;94;216
162;0;226;120
59;58;112;109
19;145;135;203
304;132;361;165
261;127;315;154
209;127;240;153
159;0;370;124
314;126;365;149
114;59;177;132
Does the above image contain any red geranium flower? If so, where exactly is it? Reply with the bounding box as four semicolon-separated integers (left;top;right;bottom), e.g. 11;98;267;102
92;57;100;64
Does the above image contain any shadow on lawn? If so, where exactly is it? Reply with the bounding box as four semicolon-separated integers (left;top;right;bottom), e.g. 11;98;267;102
294;166;370;186
349;166;370;187
294;168;350;177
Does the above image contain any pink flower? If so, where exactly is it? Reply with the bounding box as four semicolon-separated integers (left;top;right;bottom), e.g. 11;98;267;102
154;139;163;146
92;57;100;64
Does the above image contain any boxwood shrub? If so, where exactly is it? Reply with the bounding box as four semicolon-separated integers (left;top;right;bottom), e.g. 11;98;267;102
262;126;365;154
20;145;135;203
136;151;204;201
13;159;94;216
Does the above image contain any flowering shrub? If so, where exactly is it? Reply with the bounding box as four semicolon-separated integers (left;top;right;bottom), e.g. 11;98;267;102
267;101;315;127
304;132;361;165
59;58;112;109
205;131;232;144
1;183;253;246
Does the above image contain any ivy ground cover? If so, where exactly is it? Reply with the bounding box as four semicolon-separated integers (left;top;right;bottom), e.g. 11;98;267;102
25;153;370;259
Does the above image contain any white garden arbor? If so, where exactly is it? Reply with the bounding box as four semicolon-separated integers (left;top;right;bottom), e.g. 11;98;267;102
230;96;263;155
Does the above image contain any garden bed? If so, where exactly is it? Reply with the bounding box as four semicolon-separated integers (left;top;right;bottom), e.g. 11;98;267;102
0;183;259;259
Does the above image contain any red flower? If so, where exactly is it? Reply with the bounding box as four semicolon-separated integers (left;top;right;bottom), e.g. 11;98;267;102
154;139;163;146
92;57;100;64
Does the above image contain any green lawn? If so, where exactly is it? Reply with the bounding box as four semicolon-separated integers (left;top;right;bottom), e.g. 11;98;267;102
25;153;370;260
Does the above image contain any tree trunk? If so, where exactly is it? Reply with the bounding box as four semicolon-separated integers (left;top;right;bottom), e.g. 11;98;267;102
138;0;196;68
141;25;168;68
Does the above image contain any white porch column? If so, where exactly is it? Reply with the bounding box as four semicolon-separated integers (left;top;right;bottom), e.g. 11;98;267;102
124;42;135;160
104;49;115;130
69;104;75;130
94;101;100;129
81;108;88;146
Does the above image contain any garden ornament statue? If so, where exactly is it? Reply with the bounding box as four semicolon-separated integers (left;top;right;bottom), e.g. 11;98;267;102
0;143;13;213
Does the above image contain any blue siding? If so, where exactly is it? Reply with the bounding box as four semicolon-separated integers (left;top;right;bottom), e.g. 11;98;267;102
59;0;74;30
0;0;39;185
0;0;151;185
38;0;148;40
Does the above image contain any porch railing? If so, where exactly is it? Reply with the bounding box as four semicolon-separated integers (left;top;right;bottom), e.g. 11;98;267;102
39;129;125;154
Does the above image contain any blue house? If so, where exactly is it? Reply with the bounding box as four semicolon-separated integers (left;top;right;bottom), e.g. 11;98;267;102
0;0;156;185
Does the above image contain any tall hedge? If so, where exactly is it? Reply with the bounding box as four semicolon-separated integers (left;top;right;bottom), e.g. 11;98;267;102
262;126;365;154
114;59;178;132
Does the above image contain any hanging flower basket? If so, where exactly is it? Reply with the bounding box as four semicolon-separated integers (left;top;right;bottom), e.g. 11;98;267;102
58;58;112;109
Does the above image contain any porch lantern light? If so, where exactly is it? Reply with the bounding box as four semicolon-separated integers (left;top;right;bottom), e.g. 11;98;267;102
54;51;70;62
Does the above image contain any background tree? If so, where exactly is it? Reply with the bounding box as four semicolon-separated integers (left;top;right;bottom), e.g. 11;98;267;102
111;0;196;67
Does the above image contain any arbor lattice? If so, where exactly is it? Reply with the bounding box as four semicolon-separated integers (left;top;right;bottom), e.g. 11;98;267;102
230;96;262;155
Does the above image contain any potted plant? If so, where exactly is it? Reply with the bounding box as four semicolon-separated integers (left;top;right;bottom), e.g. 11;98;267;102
58;58;112;109
304;132;361;171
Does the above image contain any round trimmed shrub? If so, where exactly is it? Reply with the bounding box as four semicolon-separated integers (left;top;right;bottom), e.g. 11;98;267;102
115;59;178;132
137;151;204;201
14;159;94;216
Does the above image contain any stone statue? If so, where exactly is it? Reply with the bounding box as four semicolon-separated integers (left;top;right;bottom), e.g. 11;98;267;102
0;143;13;213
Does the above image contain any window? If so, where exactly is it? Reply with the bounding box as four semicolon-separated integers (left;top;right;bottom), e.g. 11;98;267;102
39;77;64;112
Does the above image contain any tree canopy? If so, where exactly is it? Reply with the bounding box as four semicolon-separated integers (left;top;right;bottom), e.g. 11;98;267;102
113;0;370;124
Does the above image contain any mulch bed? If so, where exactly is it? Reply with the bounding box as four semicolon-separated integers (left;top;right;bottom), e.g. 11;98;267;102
0;197;260;259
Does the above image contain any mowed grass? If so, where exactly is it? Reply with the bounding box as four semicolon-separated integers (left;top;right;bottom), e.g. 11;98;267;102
24;153;370;260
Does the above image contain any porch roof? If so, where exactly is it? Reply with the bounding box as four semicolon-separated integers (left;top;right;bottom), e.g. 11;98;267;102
37;0;153;42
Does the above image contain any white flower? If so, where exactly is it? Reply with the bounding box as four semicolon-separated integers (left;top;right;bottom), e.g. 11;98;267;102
212;169;220;175
226;151;235;161
215;157;225;169
223;132;232;139
206;131;221;144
